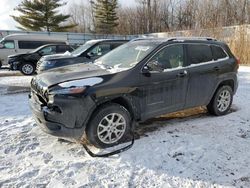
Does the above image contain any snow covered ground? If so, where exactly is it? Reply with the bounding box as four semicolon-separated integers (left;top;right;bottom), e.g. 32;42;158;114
0;70;32;95
0;67;250;187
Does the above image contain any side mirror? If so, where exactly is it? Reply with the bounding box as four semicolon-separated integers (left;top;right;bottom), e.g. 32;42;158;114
145;60;164;73
87;52;94;58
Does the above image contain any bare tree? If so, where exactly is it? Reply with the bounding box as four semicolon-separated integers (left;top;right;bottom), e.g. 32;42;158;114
67;0;250;35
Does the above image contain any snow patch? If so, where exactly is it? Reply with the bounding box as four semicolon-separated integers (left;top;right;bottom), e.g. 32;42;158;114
0;66;250;187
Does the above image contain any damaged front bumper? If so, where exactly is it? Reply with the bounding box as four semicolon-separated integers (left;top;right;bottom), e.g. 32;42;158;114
29;91;96;140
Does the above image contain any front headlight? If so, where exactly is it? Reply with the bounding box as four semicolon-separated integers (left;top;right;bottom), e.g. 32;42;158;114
43;60;56;66
8;58;16;64
50;86;86;95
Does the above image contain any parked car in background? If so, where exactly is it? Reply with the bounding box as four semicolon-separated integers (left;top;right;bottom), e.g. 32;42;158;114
0;34;67;68
29;37;238;149
36;39;128;73
8;44;74;75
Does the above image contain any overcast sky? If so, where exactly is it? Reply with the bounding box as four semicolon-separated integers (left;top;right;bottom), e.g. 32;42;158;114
0;0;135;30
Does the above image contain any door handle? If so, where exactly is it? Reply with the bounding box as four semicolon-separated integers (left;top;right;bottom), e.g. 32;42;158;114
177;70;188;78
213;66;220;71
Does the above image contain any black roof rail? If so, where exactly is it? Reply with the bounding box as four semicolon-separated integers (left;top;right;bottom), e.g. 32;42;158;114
130;37;218;43
166;37;217;42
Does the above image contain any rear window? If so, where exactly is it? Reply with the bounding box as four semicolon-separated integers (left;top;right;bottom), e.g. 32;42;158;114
187;44;213;64
211;45;227;60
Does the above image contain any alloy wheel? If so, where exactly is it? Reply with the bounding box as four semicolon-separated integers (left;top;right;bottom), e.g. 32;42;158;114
22;64;34;75
217;90;231;112
97;113;126;144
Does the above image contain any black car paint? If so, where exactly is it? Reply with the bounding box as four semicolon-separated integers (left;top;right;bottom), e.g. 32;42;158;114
8;44;74;71
29;39;238;140
37;40;128;73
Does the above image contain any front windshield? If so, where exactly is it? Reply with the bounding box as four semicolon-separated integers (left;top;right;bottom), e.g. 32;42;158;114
71;40;99;56
0;39;15;49
95;40;159;69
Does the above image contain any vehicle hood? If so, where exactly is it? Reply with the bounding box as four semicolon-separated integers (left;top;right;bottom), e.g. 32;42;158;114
8;52;30;58
34;63;110;88
41;52;73;61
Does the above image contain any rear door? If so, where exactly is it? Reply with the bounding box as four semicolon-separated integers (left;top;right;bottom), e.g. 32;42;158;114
184;43;225;108
139;44;189;120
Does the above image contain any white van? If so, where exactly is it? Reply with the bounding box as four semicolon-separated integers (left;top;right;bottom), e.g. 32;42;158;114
0;34;67;67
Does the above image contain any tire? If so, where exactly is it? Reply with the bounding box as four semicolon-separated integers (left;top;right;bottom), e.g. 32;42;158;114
20;62;35;75
86;103;131;148
207;85;233;116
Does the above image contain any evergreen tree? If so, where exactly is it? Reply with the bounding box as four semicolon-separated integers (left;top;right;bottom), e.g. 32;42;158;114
93;0;119;34
11;0;76;32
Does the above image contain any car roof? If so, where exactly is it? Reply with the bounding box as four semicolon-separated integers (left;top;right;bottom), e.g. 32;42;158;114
2;34;67;42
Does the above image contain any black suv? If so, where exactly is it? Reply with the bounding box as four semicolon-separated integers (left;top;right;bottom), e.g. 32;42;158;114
8;44;74;75
29;38;238;148
36;39;128;73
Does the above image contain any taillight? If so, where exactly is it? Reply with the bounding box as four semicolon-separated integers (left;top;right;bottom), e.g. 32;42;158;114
236;58;240;65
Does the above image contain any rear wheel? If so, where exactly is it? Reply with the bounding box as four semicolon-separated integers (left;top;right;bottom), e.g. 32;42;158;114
86;103;131;148
20;62;35;75
207;85;233;116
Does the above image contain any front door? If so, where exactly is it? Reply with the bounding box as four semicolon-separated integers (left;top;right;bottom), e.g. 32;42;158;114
0;40;16;65
139;44;189;120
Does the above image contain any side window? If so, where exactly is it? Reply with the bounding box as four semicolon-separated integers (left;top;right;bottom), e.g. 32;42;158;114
111;42;124;50
89;44;111;57
150;44;184;69
18;41;45;49
68;46;74;52
57;45;68;53
39;46;56;55
211;45;227;60
187;44;213;64
2;40;15;49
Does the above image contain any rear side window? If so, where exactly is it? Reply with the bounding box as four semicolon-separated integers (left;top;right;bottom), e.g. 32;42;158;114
18;41;46;49
187;44;213;64
111;42;125;50
57;45;69;53
211;45;227;60
18;41;65;49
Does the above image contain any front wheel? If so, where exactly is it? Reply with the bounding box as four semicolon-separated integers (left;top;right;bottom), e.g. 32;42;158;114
207;85;233;116
20;62;35;75
86;103;131;148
